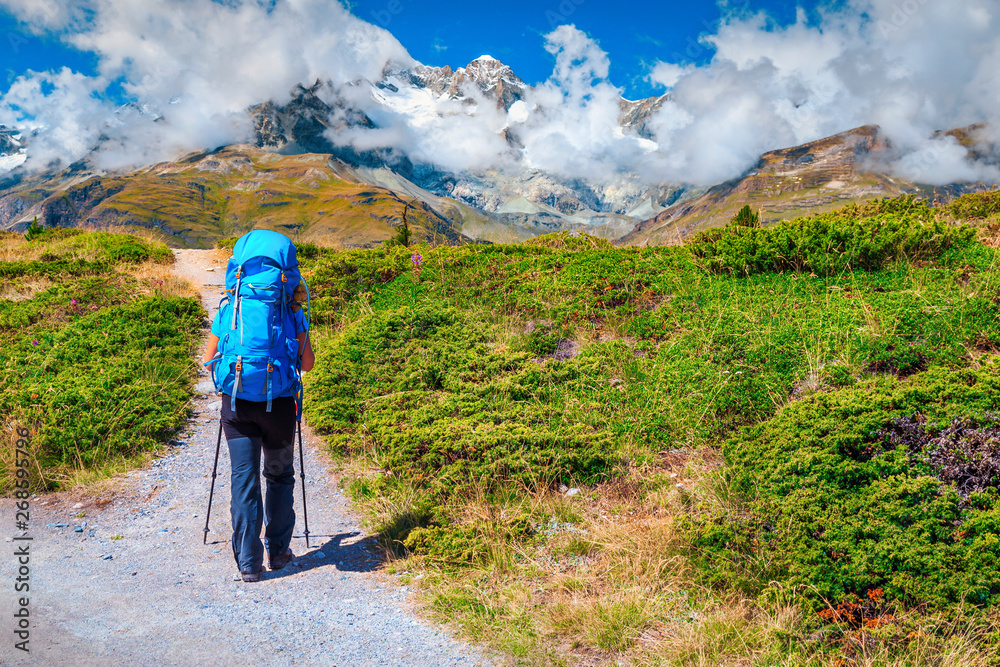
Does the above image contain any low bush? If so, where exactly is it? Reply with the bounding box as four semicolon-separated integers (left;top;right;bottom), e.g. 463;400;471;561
687;362;1000;616
691;196;976;275
949;190;1000;220
0;231;201;491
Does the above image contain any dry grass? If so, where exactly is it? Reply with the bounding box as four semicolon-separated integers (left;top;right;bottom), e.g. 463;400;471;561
0;410;50;493
0;275;55;301
0;234;32;262
123;259;200;299
340;446;1000;666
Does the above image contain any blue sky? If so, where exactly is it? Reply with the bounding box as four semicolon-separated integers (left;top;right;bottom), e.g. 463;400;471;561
2;0;811;99
346;0;808;97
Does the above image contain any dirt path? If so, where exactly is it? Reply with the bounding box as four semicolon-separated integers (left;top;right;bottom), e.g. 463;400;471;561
0;250;493;666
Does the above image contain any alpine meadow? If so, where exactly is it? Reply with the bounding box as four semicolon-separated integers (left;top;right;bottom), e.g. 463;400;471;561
6;0;1000;664
288;191;1000;665
6;188;1000;664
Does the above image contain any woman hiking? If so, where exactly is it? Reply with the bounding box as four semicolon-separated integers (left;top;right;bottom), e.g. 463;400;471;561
203;230;315;582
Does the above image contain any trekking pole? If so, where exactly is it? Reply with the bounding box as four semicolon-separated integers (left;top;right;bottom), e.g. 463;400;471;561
203;418;224;544
296;417;311;548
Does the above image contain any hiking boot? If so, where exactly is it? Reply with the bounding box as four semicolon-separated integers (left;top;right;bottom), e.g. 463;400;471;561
240;569;262;583
269;548;295;571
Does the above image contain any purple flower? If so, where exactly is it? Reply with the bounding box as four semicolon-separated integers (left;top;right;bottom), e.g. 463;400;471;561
31;340;38;345
70;298;78;305
410;253;423;267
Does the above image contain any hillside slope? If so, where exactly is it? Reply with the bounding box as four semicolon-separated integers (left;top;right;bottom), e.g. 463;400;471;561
296;192;1000;665
623;125;990;245
0;147;487;248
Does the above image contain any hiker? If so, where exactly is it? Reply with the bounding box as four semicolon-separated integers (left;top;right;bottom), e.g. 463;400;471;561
203;230;315;582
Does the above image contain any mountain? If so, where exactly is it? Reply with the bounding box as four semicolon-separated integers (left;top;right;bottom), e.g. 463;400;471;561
0;55;683;243
0;146;488;248
242;57;681;238
409;55;527;111
621;125;990;246
0;126;26;172
1;55;997;248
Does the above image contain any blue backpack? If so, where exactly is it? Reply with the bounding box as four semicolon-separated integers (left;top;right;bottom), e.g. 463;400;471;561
209;230;310;413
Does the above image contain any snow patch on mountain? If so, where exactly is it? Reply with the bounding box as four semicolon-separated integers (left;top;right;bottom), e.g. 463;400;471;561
0;127;27;173
0;154;27;171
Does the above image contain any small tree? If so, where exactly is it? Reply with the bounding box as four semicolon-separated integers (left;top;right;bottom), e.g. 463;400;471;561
731;205;761;229
24;216;44;241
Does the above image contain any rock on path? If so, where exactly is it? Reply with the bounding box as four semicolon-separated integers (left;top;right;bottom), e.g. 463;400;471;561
0;249;493;666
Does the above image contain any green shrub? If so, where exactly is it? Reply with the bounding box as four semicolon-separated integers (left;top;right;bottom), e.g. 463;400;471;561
0;231;202;491
297;197;1000;613
0;259;110;278
524;231;614;251
305;304;619;487
691;196;975;276
731;205;761;228
24;217;44;241
949;190;1000;219
404;515;534;564
687;362;1000;614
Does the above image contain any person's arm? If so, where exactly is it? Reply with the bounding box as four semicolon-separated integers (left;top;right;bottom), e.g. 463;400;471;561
204;333;220;366
297;331;314;372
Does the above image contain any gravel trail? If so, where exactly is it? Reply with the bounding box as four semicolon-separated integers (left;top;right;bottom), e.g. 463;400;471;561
0;249;493;666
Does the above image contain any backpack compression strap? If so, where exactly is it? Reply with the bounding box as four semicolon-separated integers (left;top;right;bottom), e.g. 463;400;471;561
230;266;243;343
231;356;243;412
266;358;274;413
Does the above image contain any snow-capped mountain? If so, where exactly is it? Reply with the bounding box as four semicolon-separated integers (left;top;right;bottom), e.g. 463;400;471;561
244;56;681;239
0;55;682;240
4;55;989;246
408;55;527;111
0;126;27;172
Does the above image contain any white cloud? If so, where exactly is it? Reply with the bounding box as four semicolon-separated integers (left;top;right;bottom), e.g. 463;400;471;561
512;25;666;182
647;62;693;90
635;0;1000;185
0;0;409;171
1;0;998;188
0;68;111;172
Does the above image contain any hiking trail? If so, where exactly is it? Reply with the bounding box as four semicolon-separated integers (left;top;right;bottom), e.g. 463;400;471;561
0;249;493;666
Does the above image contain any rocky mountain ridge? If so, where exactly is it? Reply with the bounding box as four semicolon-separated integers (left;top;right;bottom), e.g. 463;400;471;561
622;125;993;245
407;55;527;111
241;56;679;234
1;56;997;247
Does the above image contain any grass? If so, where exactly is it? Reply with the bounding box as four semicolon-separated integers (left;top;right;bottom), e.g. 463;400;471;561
298;192;1000;665
0;228;203;491
6;190;1000;663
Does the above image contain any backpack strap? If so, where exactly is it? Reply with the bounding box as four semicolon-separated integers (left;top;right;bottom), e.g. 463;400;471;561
296;278;311;420
204;355;222;393
239;297;245;345
231;355;243;412
230;266;242;332
265;358;274;413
